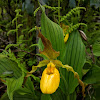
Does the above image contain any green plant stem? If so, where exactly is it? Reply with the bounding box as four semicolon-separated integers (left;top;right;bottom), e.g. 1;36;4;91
16;18;18;42
15;0;18;42
58;0;60;24
67;94;70;100
37;0;40;6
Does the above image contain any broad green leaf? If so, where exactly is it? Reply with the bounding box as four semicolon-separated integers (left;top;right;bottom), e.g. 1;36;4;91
13;92;36;100
40;8;65;60
0;70;13;78
15;77;37;99
83;60;92;69
51;88;66;100
6;72;24;100
1;92;37;100
41;94;52;100
1;92;9;100
22;77;35;94
83;65;100;84
61;31;86;94
0;55;25;100
53;91;76;100
93;43;100;56
0;55;22;79
70;91;76;100
1;77;37;100
59;72;69;95
93;84;100;100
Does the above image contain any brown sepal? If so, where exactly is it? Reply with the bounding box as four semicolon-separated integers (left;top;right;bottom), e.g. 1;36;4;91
38;29;60;59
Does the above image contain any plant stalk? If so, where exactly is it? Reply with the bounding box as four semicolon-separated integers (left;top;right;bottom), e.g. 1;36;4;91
16;18;18;42
58;0;60;24
67;94;70;100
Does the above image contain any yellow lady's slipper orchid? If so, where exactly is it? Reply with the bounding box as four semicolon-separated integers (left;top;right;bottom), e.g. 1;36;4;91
60;23;69;43
40;62;60;94
25;30;85;97
64;33;69;43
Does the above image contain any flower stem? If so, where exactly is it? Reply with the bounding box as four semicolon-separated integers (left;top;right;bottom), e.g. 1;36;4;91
58;0;60;24
16;18;18;42
67;94;70;100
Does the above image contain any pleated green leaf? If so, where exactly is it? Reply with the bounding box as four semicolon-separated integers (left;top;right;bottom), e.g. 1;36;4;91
93;43;100;56
51;88;66;100
1;92;10;100
61;31;86;94
0;55;25;100
1;78;37;100
14;93;36;100
83;65;100;84
1;92;36;100
41;94;52;100
6;73;24;100
39;10;65;60
0;55;22;79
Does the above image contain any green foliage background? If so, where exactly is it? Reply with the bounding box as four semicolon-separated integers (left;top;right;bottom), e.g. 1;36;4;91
0;0;100;100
